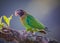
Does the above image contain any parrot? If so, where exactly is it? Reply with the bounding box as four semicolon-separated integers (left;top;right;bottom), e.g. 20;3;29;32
15;9;48;34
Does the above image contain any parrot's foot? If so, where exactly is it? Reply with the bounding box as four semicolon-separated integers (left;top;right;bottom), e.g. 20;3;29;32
26;28;33;33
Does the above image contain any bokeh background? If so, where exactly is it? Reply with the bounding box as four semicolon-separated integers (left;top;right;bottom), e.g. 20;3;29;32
0;0;60;42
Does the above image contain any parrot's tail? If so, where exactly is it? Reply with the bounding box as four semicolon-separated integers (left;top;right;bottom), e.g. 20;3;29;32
39;30;46;34
38;27;49;34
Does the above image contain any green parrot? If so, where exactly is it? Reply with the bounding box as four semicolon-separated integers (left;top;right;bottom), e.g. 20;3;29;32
15;9;48;34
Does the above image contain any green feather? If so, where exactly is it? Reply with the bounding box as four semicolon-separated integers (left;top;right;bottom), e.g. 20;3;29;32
26;14;45;31
21;14;45;32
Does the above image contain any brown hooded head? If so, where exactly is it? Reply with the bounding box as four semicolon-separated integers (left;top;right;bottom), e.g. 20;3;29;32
15;9;25;17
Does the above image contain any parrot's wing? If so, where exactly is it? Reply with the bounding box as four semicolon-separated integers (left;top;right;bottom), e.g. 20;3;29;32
26;14;45;30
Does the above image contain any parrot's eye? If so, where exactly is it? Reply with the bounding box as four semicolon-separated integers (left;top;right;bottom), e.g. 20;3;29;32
18;9;24;17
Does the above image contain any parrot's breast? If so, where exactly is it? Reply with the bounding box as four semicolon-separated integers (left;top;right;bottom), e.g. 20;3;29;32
20;14;26;24
20;14;31;29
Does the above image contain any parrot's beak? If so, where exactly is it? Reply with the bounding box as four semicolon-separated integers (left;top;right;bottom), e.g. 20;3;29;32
15;13;18;16
15;11;19;16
